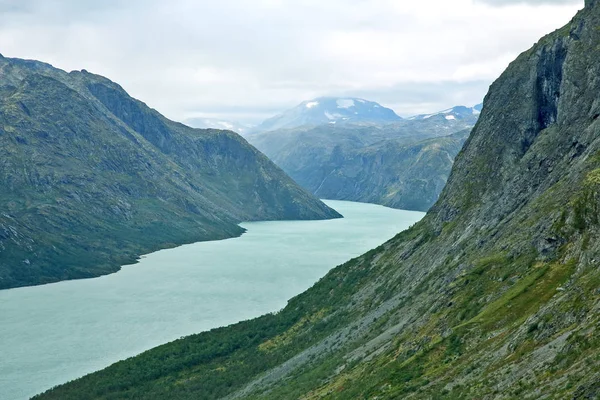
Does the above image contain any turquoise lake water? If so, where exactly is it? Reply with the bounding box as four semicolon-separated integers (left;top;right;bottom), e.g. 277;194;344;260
0;200;424;399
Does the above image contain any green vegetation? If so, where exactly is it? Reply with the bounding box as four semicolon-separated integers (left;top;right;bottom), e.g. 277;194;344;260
0;56;340;290
35;2;600;399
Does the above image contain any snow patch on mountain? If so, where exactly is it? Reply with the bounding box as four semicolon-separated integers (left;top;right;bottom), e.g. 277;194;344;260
252;96;402;132
336;99;355;109
410;103;483;123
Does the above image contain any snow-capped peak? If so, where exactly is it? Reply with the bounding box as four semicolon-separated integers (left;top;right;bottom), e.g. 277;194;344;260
409;103;483;123
252;96;402;133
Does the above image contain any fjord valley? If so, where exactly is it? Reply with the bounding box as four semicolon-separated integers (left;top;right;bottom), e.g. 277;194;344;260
1;201;424;400
37;1;600;398
248;101;479;211
0;55;339;290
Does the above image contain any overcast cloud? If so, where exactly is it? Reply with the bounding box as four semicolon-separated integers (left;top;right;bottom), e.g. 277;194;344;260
0;0;583;123
476;0;579;4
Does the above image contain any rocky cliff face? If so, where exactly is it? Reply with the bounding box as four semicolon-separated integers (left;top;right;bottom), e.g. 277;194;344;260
36;2;600;399
0;57;340;290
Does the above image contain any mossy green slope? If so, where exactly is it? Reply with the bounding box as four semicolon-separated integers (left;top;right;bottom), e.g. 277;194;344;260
36;2;600;399
0;57;340;290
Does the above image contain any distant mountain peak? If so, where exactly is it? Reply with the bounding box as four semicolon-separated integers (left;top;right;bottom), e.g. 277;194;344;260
253;96;401;133
409;103;483;121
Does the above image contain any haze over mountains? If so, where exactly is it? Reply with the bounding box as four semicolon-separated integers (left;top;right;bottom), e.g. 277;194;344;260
252;97;402;133
184;117;252;135
409;103;483;121
248;100;480;211
0;55;339;290
184;99;482;138
38;2;600;399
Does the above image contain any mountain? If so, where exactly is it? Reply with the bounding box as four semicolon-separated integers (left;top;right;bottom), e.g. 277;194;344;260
0;55;340;290
248;114;475;211
408;103;483;121
252;97;402;133
184;117;252;135
303;130;470;211
35;2;600;399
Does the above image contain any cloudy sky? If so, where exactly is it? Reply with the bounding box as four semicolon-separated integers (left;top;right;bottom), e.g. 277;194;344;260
0;0;583;124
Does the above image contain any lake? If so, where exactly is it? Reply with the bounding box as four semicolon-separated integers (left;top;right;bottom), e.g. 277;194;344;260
0;200;424;400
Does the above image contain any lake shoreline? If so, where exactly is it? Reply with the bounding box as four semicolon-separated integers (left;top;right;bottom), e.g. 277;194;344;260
1;200;424;400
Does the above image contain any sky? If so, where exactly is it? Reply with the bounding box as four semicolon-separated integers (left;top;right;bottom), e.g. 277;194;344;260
0;0;584;124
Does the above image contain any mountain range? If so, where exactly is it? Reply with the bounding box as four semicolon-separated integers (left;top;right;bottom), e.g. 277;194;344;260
248;105;478;211
409;104;483;121
36;2;600;398
0;55;339;290
252;97;402;133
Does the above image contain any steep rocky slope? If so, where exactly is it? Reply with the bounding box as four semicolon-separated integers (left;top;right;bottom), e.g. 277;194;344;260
248;117;474;211
36;1;600;399
0;56;340;290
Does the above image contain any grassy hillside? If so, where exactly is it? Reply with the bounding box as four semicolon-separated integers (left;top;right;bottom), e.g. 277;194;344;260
0;57;340;290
